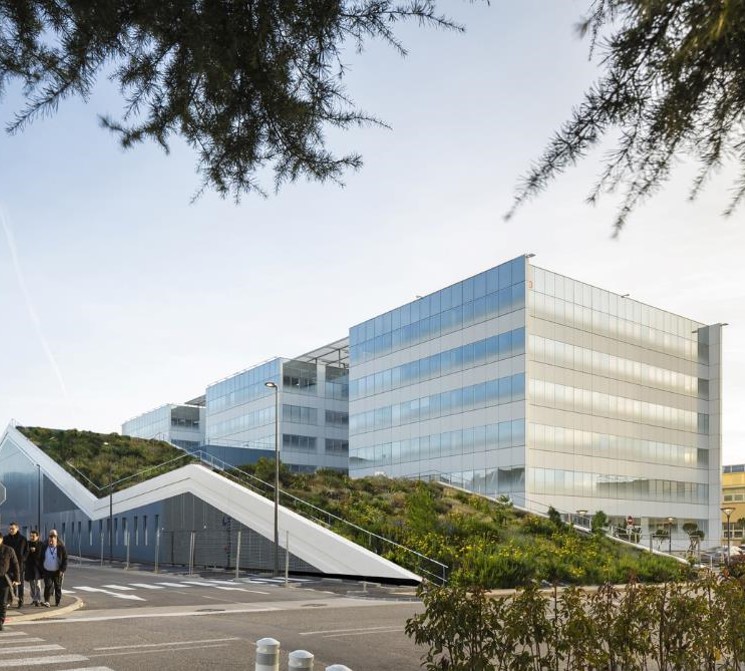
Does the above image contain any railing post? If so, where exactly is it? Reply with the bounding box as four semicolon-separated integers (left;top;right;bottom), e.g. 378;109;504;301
288;650;314;671
154;529;160;574
189;531;196;575
255;637;280;671
285;531;290;586
235;530;242;580
100;532;104;566
125;530;130;570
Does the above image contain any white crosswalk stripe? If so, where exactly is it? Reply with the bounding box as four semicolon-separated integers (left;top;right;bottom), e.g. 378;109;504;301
179;581;252;592
74;586;145;601
102;584;136;591
0;645;64;655
0;653;89;667
0;631;115;670
62;577;301;600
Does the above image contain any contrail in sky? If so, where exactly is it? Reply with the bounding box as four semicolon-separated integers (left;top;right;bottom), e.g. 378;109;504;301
0;207;68;397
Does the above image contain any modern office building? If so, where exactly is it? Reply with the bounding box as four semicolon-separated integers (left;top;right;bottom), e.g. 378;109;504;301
122;397;205;450
348;255;723;541
202;340;349;473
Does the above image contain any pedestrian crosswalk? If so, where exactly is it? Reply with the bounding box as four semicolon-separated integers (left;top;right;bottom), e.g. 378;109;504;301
63;576;311;600
0;631;114;669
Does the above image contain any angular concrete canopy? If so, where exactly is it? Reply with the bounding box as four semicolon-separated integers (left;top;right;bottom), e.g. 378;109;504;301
1;424;420;582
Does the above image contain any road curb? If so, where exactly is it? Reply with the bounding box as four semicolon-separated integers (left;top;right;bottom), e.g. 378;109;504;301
4;596;84;623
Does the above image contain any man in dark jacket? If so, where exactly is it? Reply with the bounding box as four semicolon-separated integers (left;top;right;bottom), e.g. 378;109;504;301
3;522;28;608
0;534;20;630
25;530;43;606
40;529;67;607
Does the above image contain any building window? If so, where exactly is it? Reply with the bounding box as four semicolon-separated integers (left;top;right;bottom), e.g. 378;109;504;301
325;439;349;454
282;434;317;451
283;404;318;425
325;410;349;426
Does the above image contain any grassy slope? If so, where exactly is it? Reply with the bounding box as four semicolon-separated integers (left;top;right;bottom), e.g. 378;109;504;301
17;426;192;493
278;468;685;588
15;429;683;588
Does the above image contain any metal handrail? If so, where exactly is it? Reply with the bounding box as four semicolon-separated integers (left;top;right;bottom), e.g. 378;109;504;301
58;443;447;584
189;451;448;584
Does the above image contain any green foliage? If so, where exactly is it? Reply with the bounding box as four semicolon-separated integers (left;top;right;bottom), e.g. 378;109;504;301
20;432;684;589
277;471;681;589
591;510;608;534
405;483;440;536
508;0;745;232
0;1;480;201
547;505;564;527
17;426;191;492
244;457;294;487
405;584;508;671
407;576;745;670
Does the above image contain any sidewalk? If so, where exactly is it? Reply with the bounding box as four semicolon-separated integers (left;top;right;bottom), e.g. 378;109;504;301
4;596;84;624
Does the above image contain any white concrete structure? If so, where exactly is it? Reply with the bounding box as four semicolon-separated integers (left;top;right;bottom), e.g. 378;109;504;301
0;423;419;582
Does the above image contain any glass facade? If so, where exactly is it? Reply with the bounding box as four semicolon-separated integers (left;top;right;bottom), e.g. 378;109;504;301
349;256;721;542
349;256;529;503
122;403;204;450
205;357;349;472
527;264;721;539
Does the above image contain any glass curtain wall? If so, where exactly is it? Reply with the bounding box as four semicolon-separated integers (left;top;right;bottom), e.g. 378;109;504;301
349;256;528;501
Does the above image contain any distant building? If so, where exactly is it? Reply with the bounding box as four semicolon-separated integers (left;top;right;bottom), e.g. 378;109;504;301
201;340;349;473
348;255;723;542
122;398;205;451
721;464;745;544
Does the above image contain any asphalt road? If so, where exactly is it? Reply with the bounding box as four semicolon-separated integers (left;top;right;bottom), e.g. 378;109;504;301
2;563;425;670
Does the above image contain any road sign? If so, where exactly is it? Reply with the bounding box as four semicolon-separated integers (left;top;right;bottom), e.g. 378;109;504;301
0;481;5;505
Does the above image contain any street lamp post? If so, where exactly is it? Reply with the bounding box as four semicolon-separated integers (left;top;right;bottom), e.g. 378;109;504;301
666;516;675;554
722;506;735;566
264;381;280;577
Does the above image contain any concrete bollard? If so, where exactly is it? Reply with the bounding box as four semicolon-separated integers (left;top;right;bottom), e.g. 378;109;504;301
325;666;353;671
255;637;280;671
288;649;314;670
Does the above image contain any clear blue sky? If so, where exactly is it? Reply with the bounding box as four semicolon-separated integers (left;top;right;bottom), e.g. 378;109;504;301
1;1;743;462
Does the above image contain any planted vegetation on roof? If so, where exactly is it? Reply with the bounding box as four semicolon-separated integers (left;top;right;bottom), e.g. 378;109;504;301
18;426;194;493
240;461;686;588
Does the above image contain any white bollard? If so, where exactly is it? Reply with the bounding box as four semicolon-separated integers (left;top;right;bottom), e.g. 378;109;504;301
255;637;280;671
326;666;353;671
288;649;314;670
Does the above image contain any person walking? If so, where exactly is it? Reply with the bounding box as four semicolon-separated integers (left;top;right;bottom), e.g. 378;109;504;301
3;522;28;608
25;530;43;607
0;534;20;630
40;529;67;607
